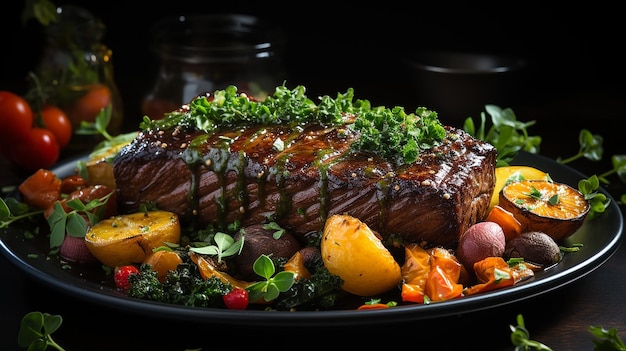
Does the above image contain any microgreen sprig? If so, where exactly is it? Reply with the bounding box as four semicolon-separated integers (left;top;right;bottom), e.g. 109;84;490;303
466;106;624;217
0;197;42;229
589;325;626;350
555;129;626;219
557;129;604;163
46;193;113;248
246;254;295;302
509;314;553;351
463;104;542;166
263;221;285;239
18;311;66;351
189;232;244;263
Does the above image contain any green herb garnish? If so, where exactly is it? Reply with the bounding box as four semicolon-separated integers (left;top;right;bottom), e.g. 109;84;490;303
263;221;286;239
0;197;42;229
246;254;295;302
188;232;244;263
46;193;113;248
139;84;446;166
463;104;541;166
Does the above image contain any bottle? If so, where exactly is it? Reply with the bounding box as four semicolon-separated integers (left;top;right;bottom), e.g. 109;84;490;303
141;14;287;119
35;5;123;153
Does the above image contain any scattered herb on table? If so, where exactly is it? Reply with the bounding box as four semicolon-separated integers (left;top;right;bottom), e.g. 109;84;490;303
509;314;626;351
18;311;65;351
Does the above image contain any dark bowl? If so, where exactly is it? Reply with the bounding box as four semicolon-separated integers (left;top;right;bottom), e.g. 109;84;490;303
403;51;528;127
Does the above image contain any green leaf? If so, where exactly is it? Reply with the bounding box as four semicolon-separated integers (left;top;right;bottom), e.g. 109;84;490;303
18;311;64;351
220;235;244;257
65;198;87;211
0;198;10;220
47;203;67;248
18;312;45;347
263;222;285;239
190;245;220;256
42;313;62;335
272;271;296;291
66;212;88;237
253;254;275;280
264;283;280;301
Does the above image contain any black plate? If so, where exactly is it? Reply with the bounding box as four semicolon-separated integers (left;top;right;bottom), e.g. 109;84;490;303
0;152;623;327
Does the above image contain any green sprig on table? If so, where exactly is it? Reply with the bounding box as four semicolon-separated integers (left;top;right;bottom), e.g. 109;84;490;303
509;314;626;351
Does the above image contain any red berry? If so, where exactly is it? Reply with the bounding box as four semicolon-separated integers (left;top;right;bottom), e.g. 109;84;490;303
114;265;140;290
223;288;249;310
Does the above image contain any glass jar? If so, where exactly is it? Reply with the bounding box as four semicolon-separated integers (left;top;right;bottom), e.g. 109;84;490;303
36;5;124;151
141;14;287;119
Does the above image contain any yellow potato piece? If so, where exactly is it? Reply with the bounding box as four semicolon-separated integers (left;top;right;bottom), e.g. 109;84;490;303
489;165;548;211
85;137;133;189
84;210;181;267
321;214;401;296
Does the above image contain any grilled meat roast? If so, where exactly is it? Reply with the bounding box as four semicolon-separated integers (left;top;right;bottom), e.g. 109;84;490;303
113;88;497;248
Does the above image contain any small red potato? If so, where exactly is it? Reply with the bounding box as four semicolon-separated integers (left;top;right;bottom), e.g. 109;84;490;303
456;221;506;272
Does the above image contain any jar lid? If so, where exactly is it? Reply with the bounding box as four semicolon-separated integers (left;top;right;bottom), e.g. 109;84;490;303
46;5;105;47
150;14;285;64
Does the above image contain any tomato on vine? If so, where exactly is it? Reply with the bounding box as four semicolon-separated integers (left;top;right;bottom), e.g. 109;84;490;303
10;127;60;171
66;84;111;128
39;105;72;149
0;91;34;155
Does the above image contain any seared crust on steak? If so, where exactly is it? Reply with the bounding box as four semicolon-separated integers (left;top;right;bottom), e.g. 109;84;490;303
114;122;496;248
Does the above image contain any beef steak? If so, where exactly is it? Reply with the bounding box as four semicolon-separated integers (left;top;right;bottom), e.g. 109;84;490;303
114;119;496;248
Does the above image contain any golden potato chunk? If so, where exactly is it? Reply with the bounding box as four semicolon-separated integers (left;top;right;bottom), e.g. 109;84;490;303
84;210;181;267
321;214;401;296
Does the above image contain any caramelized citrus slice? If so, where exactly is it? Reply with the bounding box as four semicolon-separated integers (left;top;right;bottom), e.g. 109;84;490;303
498;179;590;241
489;165;549;211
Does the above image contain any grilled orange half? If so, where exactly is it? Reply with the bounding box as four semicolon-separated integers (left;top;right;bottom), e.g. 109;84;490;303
498;179;590;242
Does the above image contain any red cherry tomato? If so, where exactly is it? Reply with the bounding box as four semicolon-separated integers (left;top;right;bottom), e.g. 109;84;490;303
11;128;60;171
40;105;72;149
222;288;249;310
66;84;111;128
0;91;33;155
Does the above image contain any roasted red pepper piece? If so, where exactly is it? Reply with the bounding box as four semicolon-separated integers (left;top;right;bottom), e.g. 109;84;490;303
463;256;516;296
18;168;62;209
425;247;464;302
400;243;430;303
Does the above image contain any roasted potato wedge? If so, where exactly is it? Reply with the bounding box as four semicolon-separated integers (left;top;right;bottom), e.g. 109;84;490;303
84;210;181;267
321;214;401;296
84;136;134;189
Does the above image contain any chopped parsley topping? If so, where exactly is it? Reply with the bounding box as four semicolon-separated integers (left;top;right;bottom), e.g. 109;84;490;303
139;84;447;165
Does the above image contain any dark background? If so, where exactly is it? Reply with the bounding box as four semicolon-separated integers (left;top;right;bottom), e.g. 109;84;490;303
2;2;625;135
2;3;626;350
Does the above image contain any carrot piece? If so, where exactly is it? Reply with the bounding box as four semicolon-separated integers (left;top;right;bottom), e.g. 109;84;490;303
189;252;250;290
18;169;62;209
283;251;311;281
485;205;522;241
